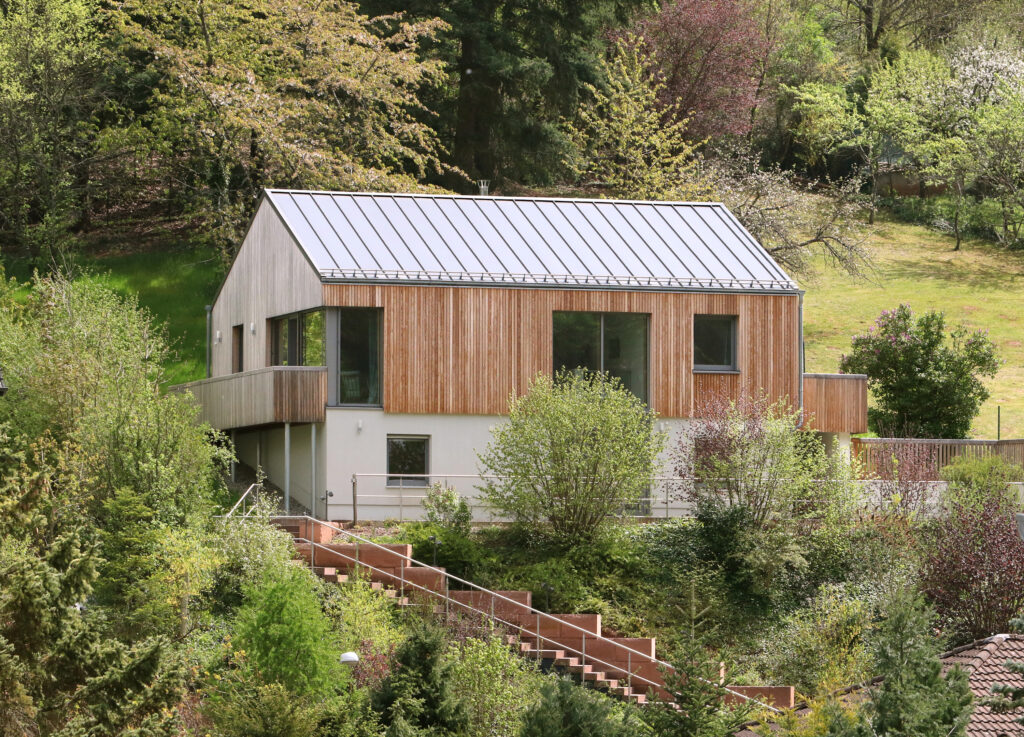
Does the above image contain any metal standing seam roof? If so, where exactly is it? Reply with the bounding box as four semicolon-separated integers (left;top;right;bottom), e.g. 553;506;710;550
262;189;798;293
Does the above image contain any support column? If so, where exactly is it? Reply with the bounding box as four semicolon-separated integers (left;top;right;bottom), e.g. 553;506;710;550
284;422;291;514
230;429;236;483
311;424;318;520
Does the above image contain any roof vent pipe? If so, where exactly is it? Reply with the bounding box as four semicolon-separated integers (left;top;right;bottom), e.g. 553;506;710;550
477;179;490;196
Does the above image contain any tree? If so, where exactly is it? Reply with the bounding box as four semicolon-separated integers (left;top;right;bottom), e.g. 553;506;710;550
111;0;452;256
707;147;869;277
921;489;1024;639
564;36;706;200
479;370;665;544
633;0;769;141
645;637;753;737
371;621;469;737
519;677;647;737
839;304;999;438
234;565;345;699
828;590;973;737
0;428;185;736
358;0;644;186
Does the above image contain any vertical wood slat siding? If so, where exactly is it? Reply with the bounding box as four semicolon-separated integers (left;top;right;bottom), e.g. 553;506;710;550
853;437;1024;477
323;284;801;418
173;367;326;429
802;374;869;434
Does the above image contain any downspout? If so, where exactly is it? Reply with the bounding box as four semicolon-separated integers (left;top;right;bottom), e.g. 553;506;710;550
205;305;213;378
796;290;805;428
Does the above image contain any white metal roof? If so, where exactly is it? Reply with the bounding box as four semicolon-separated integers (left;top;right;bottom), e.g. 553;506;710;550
263;189;797;292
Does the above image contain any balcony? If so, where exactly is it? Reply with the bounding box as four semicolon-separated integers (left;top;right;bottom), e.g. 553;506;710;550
802;373;868;434
172;366;327;430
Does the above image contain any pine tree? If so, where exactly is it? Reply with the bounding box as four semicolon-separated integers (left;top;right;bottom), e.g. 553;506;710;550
519;677;647;737
0;429;185;736
371;621;469;737
828;589;973;737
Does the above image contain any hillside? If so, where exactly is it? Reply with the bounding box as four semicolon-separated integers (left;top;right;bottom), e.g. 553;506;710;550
802;218;1024;439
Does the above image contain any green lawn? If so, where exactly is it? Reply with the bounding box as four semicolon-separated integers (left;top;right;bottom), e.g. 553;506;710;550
801;217;1024;439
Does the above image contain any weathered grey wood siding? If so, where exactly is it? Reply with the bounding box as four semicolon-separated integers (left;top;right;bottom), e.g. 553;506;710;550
210;200;323;376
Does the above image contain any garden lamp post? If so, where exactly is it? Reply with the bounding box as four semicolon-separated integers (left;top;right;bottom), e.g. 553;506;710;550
340;651;359;665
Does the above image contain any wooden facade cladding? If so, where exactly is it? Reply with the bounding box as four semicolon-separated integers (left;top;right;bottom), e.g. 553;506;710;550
801;373;868;434
323;283;801;418
173;367;326;429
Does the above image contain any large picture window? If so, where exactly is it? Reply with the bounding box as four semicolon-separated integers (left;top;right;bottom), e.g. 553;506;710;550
387;436;428;487
338;308;381;405
693;315;738;371
270;310;325;366
552;311;649;401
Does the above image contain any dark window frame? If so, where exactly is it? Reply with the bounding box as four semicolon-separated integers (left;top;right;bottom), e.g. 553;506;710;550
692;314;739;373
552;311;650;403
336;307;383;407
269;309;325;367
386;435;429;488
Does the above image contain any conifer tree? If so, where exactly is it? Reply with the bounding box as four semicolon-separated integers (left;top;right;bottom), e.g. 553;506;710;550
519;677;647;737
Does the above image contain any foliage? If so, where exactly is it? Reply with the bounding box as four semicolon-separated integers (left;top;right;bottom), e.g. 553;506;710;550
645;636;753;737
757;586;874;697
234;565;345;698
479;370;665;544
518;677;648;737
202;664;320;737
633;0;768;141
0;428;185;737
839;304;999;438
564;36;707;200
371;620;469;737
827;589;973;737
921;488;1024;639
707;147;869;278
444;633;547;737
211;508;298;609
871;442;939;519
422;482;472;536
940;454;1024;510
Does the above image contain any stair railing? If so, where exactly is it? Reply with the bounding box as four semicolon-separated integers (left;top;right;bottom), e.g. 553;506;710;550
225;482;261;518
262;513;781;713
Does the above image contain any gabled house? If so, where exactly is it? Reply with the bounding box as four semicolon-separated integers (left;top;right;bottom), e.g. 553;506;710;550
173;190;867;521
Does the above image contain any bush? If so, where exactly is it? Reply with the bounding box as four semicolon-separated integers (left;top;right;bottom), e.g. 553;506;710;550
756;586;873;697
402;522;494;581
941;454;1024;510
921;488;1024;639
839;304;999;438
203;669;319;737
422;483;472;535
519;677;647;737
211;509;297;610
479;370;665;544
444;634;547;737
234;565;345;698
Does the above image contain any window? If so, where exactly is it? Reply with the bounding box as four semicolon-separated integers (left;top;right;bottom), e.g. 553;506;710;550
552;311;649;401
339;308;382;405
231;324;244;373
270;310;325;366
693;315;738;371
387;436;428;487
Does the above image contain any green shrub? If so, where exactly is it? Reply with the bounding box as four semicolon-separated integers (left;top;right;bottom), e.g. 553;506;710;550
319;570;403;653
756;585;874;697
444;634;547;737
479;370;665;544
401;522;496;581
203;671;320;737
234;565;345;698
519;677;648;737
422;483;472;535
211;510;297;610
941;454;1024;510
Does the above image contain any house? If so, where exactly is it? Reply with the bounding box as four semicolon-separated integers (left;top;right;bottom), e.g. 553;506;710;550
737;634;1024;737
173;189;867;521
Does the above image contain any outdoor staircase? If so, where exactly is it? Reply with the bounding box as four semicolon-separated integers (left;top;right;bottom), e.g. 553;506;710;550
267;515;795;710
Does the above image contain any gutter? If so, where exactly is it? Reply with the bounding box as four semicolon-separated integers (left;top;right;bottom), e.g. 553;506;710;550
796;290;805;428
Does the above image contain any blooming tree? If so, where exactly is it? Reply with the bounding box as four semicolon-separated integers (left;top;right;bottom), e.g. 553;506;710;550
839;304;999;438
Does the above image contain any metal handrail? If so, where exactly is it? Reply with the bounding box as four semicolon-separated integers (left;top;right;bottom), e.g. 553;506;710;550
267;513;781;712
226;483;261;518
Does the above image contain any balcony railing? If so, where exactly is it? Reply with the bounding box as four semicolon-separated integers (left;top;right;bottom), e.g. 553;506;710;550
171;366;326;430
802;373;868;434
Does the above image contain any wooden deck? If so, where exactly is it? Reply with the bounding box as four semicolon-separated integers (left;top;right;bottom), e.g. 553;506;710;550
802;373;868;434
172;366;326;429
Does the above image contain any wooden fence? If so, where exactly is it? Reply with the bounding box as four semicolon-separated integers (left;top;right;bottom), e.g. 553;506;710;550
852;437;1024;478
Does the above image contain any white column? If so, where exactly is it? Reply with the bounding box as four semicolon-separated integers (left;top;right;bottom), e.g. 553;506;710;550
311;423;318;519
284;422;291;514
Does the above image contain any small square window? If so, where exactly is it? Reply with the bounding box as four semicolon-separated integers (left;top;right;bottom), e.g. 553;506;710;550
387;436;429;487
693;315;738;371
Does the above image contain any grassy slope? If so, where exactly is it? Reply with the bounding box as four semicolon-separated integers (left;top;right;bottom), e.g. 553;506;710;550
801;217;1024;439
